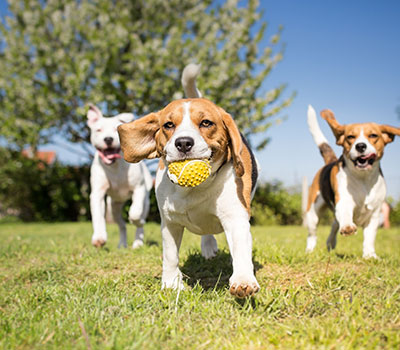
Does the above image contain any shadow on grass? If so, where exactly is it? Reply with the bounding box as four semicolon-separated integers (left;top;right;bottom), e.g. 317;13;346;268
181;250;263;292
335;253;357;260
145;239;159;247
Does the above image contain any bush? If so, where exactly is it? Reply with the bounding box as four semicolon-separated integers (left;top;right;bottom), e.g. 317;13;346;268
388;198;400;226
251;181;302;225
0;147;90;221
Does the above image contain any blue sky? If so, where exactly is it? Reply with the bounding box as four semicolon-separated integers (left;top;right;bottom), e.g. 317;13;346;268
254;0;400;198
1;1;400;198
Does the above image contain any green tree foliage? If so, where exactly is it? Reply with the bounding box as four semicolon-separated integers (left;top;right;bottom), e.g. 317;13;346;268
0;0;294;152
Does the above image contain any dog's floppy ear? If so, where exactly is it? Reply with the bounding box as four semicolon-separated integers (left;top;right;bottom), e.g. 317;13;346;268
320;109;345;145
87;104;103;128
117;112;160;163
220;108;244;177
379;124;400;144
117;113;135;124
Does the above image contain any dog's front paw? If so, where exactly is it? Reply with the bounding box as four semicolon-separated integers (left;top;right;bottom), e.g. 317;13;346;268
229;274;260;298
340;225;357;236
92;239;106;248
363;252;380;260
132;239;144;249
162;271;184;291
201;235;218;260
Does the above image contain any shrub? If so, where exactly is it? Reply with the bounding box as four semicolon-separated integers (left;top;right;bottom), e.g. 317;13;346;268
251;181;302;225
0;147;90;221
388;198;400;226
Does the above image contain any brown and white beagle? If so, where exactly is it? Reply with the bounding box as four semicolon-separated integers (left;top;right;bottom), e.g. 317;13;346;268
117;72;259;297
305;105;400;258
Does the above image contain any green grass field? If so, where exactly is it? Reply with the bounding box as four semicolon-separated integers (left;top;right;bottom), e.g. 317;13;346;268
0;222;399;349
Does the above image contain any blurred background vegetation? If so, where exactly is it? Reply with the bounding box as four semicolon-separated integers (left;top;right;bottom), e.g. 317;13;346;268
1;147;400;226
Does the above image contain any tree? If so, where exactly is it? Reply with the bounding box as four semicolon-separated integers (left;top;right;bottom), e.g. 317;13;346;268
0;0;294;154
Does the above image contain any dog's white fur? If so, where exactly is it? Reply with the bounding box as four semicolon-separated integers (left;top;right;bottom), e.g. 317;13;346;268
87;105;152;248
117;65;260;298
305;105;400;258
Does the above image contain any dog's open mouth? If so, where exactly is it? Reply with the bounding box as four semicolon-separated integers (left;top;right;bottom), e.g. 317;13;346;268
97;147;121;165
353;153;376;169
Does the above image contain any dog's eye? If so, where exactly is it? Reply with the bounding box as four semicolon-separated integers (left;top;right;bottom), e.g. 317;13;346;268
346;135;355;141
163;122;175;130
369;133;378;139
200;119;214;128
96;128;102;132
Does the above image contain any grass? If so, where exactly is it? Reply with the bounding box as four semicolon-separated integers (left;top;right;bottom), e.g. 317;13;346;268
0;222;399;349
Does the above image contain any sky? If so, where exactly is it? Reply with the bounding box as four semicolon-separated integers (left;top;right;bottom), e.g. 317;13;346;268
254;0;400;198
1;1;400;198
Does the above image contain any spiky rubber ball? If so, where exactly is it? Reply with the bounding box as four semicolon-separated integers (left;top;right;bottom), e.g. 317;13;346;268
167;159;211;187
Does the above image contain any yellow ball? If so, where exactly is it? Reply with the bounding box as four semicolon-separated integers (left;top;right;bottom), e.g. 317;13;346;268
167;159;211;187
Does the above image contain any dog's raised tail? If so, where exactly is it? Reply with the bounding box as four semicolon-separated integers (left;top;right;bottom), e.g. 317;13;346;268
181;63;202;98
307;105;337;164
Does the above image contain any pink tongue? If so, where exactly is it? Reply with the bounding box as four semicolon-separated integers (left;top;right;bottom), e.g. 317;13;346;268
361;153;376;160
98;150;121;164
106;153;121;160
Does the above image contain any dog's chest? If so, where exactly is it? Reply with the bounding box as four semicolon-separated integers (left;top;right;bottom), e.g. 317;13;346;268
161;190;224;235
102;162;135;201
106;176;131;201
156;169;228;234
337;168;386;226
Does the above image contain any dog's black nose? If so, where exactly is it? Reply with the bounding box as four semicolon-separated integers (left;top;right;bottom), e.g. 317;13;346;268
355;142;367;153
175;137;194;153
104;137;113;146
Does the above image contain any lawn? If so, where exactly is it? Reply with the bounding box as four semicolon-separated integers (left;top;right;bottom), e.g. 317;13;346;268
0;222;399;349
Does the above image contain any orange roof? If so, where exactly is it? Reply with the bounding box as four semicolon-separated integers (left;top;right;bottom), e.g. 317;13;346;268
22;148;56;165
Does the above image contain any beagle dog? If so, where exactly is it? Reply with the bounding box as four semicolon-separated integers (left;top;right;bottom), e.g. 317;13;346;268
305;105;400;258
117;68;259;298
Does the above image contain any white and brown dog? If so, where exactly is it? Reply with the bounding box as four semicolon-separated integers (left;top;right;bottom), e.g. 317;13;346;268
117;66;259;298
87;105;153;249
305;105;400;258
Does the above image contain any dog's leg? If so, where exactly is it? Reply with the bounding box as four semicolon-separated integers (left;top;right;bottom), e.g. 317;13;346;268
110;201;127;248
90;188;108;247
222;217;259;298
161;221;184;290
335;199;357;236
201;235;218;259
305;195;325;252
362;210;380;259
129;185;149;249
326;219;339;251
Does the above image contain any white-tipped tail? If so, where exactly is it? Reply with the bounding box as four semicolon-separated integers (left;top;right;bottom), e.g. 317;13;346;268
307;105;328;146
181;63;202;98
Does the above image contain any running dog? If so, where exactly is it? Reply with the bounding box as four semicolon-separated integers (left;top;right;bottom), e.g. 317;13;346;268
117;65;260;297
305;105;400;258
87;105;153;249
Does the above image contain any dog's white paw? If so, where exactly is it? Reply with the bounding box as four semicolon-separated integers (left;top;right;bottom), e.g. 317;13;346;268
229;274;260;298
162;271;184;291
306;236;317;253
92;234;107;248
340;224;357;236
201;235;218;260
132;239;144;249
363;252;380;260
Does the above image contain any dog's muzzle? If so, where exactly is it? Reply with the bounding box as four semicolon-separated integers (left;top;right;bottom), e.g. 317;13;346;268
97;147;121;165
353;153;376;170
